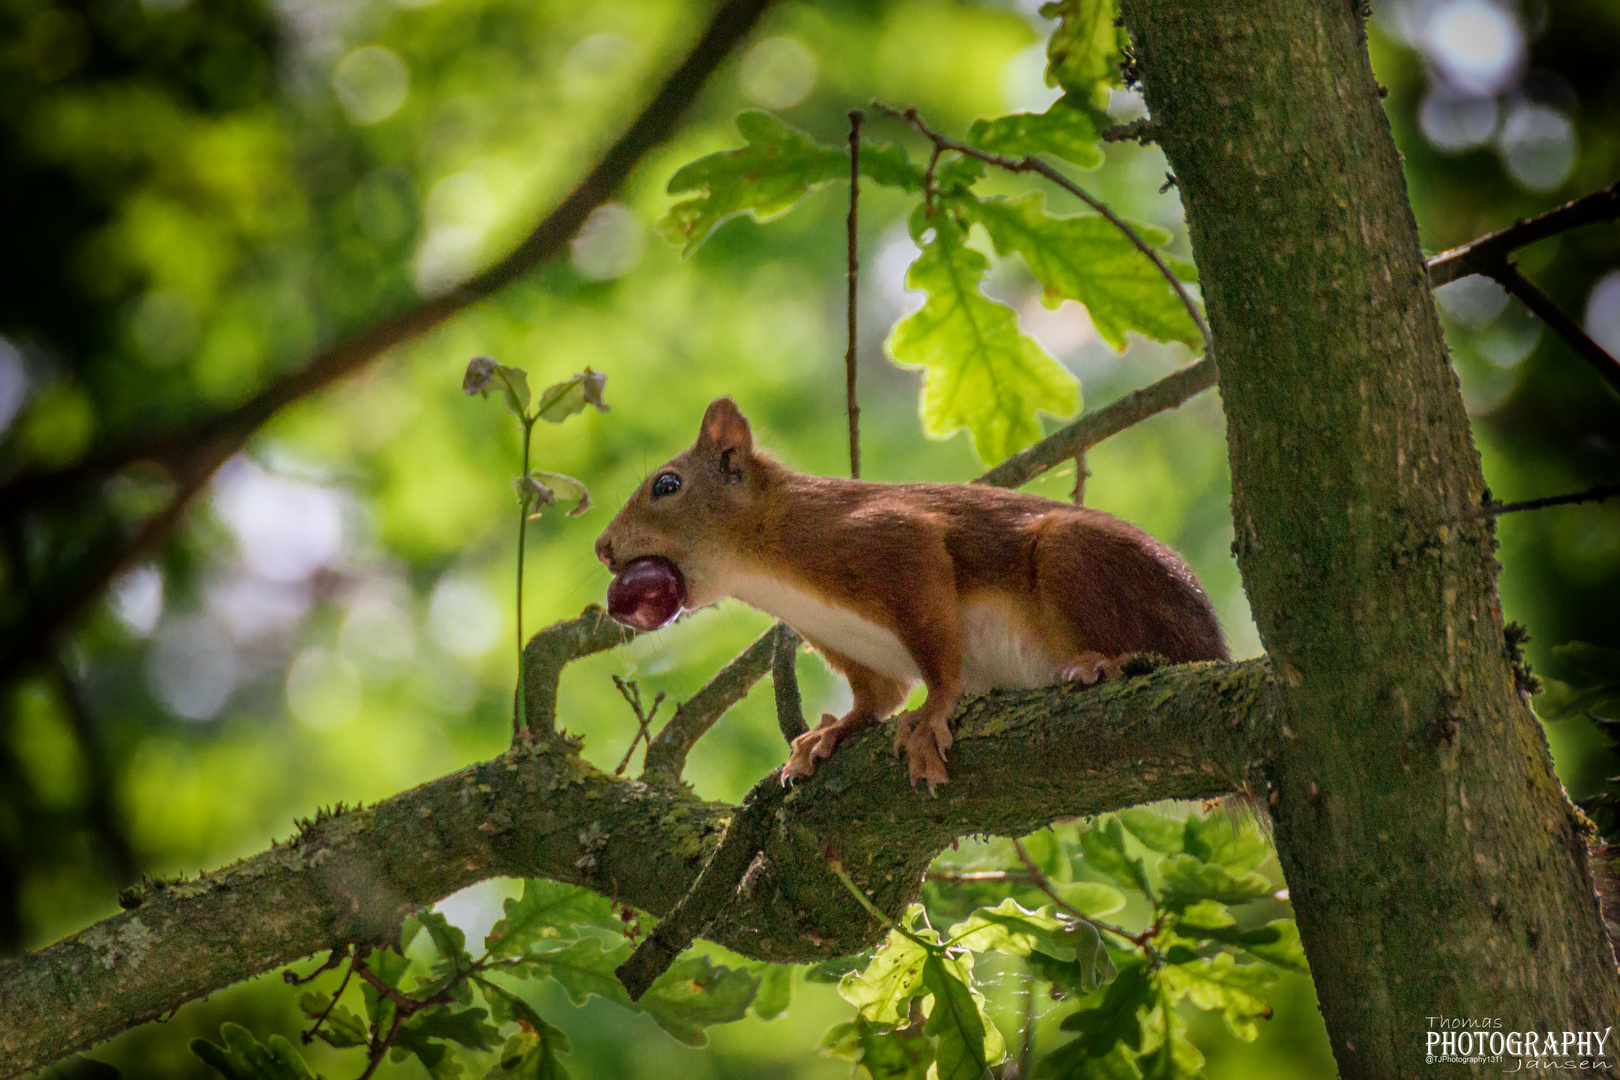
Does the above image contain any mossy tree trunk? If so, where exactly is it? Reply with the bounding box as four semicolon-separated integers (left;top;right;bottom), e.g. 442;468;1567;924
1119;0;1620;1073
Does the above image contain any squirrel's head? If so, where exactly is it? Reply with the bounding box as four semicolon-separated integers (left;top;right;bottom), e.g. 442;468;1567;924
595;397;761;608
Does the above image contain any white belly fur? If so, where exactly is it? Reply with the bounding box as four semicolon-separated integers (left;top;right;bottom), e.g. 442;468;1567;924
726;574;1058;693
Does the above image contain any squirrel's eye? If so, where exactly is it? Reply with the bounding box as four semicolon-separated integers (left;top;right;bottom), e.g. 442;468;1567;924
651;472;682;499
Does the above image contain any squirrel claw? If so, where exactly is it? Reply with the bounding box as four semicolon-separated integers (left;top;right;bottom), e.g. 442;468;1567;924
785;712;870;781
1060;652;1123;686
900;717;950;791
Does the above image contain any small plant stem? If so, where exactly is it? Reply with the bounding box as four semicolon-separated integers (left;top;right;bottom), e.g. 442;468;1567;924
514;414;538;739
1008;839;1155;951
846;108;863;480
828;860;935;949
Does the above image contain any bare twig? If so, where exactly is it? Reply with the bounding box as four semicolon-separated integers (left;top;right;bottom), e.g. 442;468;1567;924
0;0;777;688
48;653;137;887
611;676;666;776
1009;838;1152;950
868;101;1214;359
522;606;640;738
294;948;357;1046
975;356;1216;490
1489;481;1620;516
1425;180;1620;288
1070;451;1090;505
846;108;863;480
1424;179;1620;397
1491;262;1620;397
640;623;787;780
282;948;348;988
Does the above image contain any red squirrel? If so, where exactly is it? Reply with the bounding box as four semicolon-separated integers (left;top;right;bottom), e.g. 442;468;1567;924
595;398;1227;788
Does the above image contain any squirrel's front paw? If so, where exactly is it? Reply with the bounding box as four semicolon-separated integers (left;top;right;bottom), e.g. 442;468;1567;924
784;712;870;781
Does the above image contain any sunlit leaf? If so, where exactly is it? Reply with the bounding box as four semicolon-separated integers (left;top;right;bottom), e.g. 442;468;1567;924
922;952;1005;1080
189;1024;317;1080
947;897;1074;958
639;954;760;1046
1021;827;1073;882
1229;919;1309;975
1040;0;1127;108
968;101;1103;169
1135;990;1205;1080
658;111;922;255
1118;808;1186;855
968;193;1202;353
484;1027;572;1080
1053;881;1127;918
1159;953;1276;1041
885;213;1081;464
485;880;619;958
838;926;933;1026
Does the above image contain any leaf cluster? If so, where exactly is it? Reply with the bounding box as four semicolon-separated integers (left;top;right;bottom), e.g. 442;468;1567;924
191;879;784;1080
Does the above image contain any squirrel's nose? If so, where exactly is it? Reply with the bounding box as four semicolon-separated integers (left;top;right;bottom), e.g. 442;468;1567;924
595;534;615;569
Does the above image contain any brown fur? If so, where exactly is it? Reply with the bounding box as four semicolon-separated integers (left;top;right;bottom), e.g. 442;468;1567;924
596;398;1227;788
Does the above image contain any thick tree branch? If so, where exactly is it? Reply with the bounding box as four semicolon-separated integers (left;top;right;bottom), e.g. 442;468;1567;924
0;656;1269;1077
0;0;776;687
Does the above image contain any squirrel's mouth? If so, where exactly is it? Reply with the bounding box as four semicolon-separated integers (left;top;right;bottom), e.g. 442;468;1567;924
605;555;688;631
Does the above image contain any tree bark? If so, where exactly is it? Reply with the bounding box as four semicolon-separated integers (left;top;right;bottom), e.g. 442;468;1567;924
0;658;1266;1078
1118;1;1620;1075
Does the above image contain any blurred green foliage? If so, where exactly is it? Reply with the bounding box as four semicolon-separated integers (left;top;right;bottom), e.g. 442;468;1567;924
1;0;1618;1075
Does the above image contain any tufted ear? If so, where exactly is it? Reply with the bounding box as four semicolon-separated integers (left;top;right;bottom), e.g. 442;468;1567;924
696;397;753;458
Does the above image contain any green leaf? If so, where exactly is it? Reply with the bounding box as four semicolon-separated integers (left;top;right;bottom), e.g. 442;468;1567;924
391;1021;463;1080
1021;827;1073;882
484;1027;572;1080
1056;961;1152;1055
885;213;1081;465
1135;991;1204;1080
1231;919;1309;975
485;880;620;958
1039;0;1127;107
856;1016;934;1080
520;471;592;519
1037;1040;1143;1080
533;369;609;425
658;111;922;255
968;193;1202;353
922;952;1006;1080
406;1006;502;1052
189;1024;317;1080
1118;808;1186;855
44;1058;122;1080
947;897;1075;959
1181;811;1270;876
1157;853;1273;907
750;962;794;1020
296;989;368;1048
1052;881;1127;918
1159;953;1275;1041
968;102;1103;169
805;951;874;983
1081;818;1153;897
513;938;634;1007
1028;931;1117;999
362;947;412;1029
639;954;760;1046
838;927;933;1026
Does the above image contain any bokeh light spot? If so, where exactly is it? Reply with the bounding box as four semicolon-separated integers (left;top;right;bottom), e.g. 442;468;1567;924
333;46;409;125
738;37;817;110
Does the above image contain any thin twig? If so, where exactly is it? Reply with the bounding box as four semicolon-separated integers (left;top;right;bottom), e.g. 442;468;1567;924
1425;179;1620;288
297;948;357;1046
0;0;779;689
1489;481;1620;516
611;676;665;776
1008;839;1152;950
869;101;1214;359
640;623;785;779
1490;263;1620;397
846;108;863;480
282;948;347;987
1070;451;1090;506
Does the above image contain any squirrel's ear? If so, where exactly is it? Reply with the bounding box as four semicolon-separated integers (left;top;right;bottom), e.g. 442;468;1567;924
697;397;753;459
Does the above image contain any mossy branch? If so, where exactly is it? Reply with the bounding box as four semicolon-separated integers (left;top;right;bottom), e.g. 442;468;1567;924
0;655;1271;1078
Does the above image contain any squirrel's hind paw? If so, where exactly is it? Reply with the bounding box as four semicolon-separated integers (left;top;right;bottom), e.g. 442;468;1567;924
1060;652;1123;686
902;724;950;791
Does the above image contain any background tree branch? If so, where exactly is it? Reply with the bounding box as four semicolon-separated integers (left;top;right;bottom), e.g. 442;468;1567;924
0;653;1269;1077
0;0;776;688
